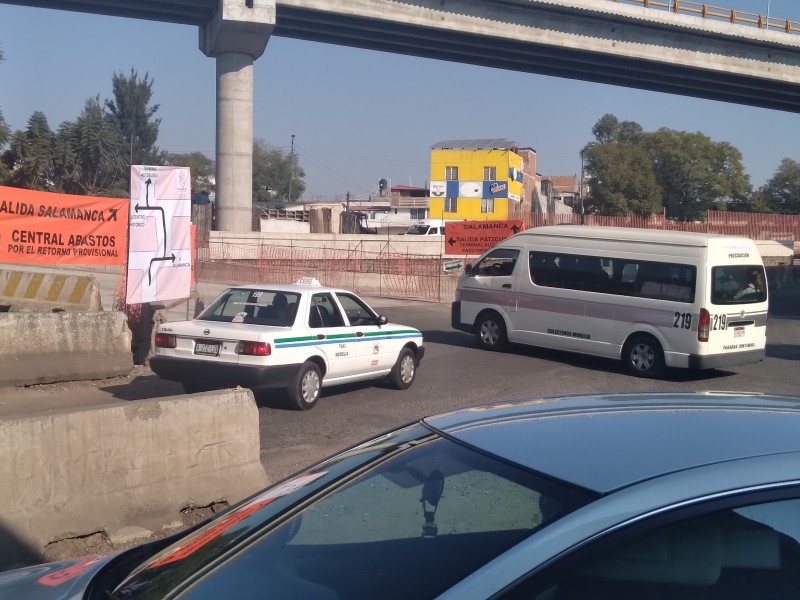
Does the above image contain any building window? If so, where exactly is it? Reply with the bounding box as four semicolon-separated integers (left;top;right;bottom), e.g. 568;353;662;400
483;166;496;181
444;198;457;213
445;166;459;181
481;198;495;213
410;208;427;219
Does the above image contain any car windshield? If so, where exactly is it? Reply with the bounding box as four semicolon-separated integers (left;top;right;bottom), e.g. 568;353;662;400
197;288;300;326
112;424;591;599
406;224;431;235
711;265;768;305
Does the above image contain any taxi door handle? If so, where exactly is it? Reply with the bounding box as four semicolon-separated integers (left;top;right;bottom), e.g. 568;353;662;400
502;283;512;289
316;334;326;340
356;331;365;337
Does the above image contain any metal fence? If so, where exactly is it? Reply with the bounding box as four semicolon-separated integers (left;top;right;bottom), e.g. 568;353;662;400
191;211;800;302
526;212;800;241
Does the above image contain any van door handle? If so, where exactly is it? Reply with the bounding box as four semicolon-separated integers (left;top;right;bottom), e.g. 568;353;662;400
316;334;326;340
502;284;512;289
356;331;364;337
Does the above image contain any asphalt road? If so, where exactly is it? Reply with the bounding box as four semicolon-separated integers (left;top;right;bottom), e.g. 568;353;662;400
2;294;799;485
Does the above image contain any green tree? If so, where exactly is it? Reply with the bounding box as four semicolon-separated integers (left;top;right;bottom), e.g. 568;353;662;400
646;129;750;221
55;96;127;196
166;151;215;194
591;113;644;145
584;142;661;216
761;158;800;214
3;111;57;190
105;69;165;167
0;47;11;183
252;138;305;204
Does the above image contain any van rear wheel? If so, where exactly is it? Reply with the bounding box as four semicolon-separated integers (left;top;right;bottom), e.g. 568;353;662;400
476;312;508;351
624;334;665;378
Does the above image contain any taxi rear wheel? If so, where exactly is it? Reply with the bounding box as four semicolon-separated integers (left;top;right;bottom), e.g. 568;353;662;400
389;348;416;390
289;361;322;410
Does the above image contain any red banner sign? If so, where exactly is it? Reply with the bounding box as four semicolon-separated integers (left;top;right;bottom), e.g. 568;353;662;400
444;220;525;255
0;186;129;266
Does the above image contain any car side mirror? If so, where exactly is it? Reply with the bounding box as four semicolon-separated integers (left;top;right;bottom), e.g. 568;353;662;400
376;315;388;327
465;263;474;277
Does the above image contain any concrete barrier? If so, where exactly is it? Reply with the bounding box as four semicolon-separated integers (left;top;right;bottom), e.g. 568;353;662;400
0;268;102;312
0;311;133;386
0;389;268;566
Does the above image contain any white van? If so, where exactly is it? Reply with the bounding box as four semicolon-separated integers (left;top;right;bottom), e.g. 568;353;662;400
451;226;768;377
405;219;449;235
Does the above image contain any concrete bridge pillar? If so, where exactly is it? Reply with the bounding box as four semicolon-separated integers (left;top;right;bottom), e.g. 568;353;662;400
200;0;274;232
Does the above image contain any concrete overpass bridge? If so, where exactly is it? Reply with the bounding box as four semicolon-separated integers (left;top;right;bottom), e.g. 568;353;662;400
3;0;800;232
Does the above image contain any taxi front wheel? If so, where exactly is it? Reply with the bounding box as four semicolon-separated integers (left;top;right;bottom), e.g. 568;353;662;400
289;361;322;410
389;348;416;390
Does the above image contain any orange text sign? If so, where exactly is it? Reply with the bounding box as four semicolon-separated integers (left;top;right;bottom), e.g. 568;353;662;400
444;220;524;255
0;186;129;266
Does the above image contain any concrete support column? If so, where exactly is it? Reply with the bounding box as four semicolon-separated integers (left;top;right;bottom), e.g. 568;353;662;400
216;53;255;233
200;0;274;233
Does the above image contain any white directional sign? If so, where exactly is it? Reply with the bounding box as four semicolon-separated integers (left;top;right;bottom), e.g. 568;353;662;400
126;166;192;304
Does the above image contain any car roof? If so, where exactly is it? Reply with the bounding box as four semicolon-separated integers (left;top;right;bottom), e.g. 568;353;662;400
222;281;351;295
424;392;800;495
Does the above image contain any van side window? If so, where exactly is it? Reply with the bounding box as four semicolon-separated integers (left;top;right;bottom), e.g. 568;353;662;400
473;249;520;277
530;252;696;303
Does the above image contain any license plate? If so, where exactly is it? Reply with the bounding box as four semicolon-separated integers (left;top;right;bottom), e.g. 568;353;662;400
195;342;220;356
734;327;745;338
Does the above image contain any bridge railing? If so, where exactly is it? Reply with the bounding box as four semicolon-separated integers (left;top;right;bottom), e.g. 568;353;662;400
611;0;800;34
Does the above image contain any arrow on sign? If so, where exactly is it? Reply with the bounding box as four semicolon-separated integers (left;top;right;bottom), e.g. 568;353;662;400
448;238;457;246
511;224;521;234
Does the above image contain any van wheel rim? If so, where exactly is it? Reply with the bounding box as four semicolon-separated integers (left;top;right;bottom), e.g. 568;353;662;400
302;370;321;401
400;354;415;383
631;343;654;371
481;321;500;345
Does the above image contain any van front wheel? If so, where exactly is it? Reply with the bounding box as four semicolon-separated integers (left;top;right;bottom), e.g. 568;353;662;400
624;334;665;378
476;313;508;351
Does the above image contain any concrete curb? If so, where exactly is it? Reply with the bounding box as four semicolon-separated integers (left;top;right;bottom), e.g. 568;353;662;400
0;312;133;386
0;388;268;566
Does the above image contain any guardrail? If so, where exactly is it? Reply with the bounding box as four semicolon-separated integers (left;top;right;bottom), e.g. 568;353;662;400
611;0;800;34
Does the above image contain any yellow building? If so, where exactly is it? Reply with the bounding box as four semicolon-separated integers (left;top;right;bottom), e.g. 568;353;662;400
428;139;535;221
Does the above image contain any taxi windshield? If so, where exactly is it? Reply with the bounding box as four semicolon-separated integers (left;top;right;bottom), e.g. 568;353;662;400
198;288;300;326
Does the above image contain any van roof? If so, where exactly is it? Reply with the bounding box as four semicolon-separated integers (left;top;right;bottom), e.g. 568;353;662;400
514;226;753;247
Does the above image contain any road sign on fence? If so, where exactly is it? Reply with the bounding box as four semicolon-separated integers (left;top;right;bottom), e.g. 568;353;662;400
444;220;524;255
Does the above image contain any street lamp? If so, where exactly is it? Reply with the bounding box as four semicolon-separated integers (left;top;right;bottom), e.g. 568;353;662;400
288;134;295;202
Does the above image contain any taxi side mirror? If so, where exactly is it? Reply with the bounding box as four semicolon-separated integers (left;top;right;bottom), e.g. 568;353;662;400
376;315;389;327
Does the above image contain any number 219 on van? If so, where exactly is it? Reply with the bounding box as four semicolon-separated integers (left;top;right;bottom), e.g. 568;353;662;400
451;226;768;378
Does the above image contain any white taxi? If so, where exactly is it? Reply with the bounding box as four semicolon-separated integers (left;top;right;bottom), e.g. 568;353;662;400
149;278;425;410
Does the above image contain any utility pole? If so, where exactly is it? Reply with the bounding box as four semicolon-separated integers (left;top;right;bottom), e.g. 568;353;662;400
287;134;295;202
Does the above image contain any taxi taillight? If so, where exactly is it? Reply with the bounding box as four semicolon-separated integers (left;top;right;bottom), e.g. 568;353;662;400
698;308;710;343
238;341;271;356
155;333;176;348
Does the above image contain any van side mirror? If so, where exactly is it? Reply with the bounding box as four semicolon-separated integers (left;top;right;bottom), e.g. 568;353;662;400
464;263;474;277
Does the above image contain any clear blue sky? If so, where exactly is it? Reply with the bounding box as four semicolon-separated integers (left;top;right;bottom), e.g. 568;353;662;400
0;0;797;201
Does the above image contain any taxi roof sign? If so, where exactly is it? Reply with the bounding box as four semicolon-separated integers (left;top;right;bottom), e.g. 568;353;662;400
296;277;322;286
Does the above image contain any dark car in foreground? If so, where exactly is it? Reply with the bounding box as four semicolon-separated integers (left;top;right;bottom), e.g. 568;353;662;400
4;391;800;599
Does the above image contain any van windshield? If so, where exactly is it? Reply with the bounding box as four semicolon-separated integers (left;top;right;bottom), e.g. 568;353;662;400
406;224;431;235
711;265;767;305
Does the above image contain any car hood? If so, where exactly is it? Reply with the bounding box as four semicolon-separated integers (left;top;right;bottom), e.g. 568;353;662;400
0;554;114;599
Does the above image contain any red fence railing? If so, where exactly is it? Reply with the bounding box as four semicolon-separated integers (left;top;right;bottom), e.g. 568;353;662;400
611;0;800;34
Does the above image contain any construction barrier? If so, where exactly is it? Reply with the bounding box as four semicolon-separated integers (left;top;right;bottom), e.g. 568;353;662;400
0;389;268;569
0;268;102;312
0;311;132;387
